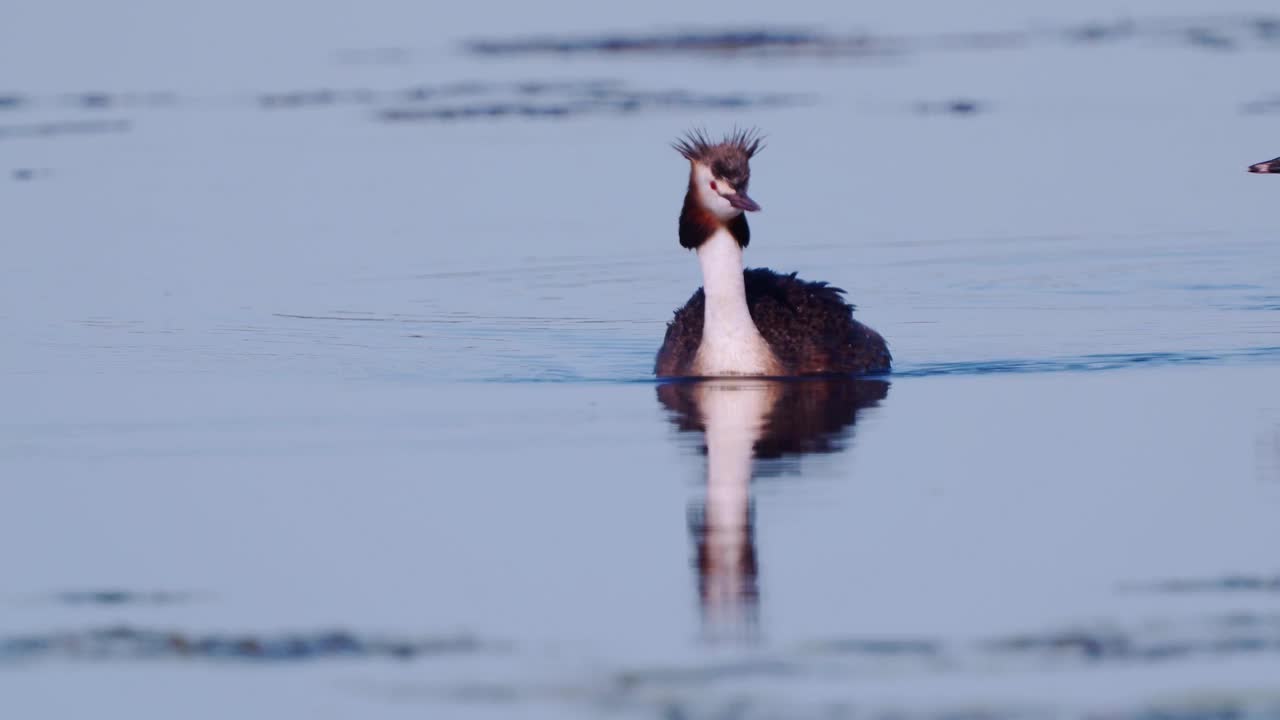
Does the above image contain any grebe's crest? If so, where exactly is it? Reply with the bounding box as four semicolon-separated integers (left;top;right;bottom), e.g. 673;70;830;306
676;128;765;228
673;127;765;188
673;127;765;162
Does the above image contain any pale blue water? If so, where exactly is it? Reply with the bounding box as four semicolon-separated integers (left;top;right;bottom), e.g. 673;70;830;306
3;2;1280;718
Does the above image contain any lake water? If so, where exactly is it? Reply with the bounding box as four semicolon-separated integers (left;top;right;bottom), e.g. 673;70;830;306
4;1;1280;717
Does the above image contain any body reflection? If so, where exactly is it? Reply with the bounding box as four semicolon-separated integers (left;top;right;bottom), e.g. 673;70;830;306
658;378;889;640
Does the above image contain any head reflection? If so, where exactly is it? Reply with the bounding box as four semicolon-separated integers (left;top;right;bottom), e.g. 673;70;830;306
658;377;889;641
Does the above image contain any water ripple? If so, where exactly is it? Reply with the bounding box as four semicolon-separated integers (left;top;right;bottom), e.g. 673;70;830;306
0;626;494;664
894;346;1280;379
466;14;1280;59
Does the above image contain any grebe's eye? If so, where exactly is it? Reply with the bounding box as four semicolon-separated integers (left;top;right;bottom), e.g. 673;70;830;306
710;180;718;191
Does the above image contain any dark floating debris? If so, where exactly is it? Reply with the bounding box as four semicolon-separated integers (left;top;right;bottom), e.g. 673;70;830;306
0;94;23;110
465;14;1280;59
0;626;490;664
0;119;131;140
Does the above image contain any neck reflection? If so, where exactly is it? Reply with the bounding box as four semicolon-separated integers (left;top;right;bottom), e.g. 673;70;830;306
658;377;890;642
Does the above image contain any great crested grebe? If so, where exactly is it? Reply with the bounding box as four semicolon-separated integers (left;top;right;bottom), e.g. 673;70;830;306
654;129;890;378
1249;156;1280;173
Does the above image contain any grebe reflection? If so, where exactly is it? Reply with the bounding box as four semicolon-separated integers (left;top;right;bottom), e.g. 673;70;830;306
657;378;889;639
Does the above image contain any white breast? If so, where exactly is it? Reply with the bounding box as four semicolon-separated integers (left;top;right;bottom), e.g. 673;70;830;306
692;228;779;376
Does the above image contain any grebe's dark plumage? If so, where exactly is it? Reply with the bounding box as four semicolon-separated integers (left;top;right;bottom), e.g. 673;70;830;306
656;269;891;377
654;129;891;378
1249;156;1280;173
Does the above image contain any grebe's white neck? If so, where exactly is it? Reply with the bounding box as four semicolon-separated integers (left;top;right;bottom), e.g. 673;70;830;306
694;228;777;376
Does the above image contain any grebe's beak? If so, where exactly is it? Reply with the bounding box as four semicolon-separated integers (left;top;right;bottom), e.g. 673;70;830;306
1248;157;1280;173
727;192;761;212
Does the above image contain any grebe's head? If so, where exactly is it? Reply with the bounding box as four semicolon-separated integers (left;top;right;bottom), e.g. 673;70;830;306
1249;156;1280;173
674;128;764;221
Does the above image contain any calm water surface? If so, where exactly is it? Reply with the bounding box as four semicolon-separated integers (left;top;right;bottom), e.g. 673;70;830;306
3;1;1280;717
